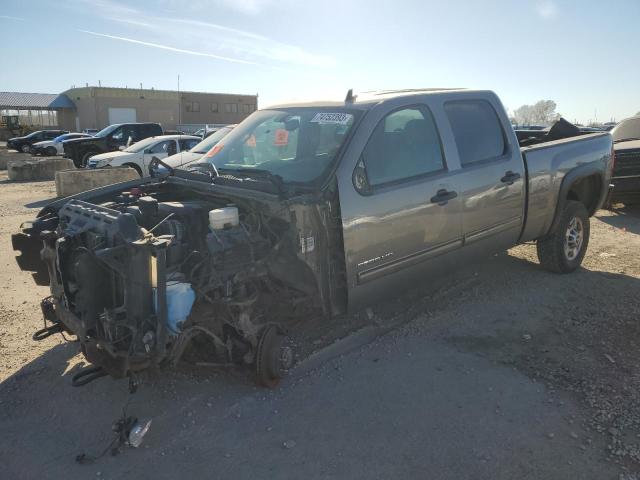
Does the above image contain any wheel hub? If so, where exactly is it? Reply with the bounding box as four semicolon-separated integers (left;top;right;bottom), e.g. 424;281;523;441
564;216;584;261
256;325;293;388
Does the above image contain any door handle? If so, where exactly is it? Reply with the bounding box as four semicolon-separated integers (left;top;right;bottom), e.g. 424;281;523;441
430;189;458;205
500;171;521;185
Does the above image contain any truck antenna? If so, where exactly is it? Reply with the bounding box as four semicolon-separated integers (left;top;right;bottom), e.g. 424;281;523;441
345;88;356;103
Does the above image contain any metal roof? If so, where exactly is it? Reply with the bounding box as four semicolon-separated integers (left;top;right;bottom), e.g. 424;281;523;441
0;92;75;109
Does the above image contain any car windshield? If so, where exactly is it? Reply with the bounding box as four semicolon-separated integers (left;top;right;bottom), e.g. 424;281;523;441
190;127;233;154
123;137;160;153
192;108;359;184
94;124;120;138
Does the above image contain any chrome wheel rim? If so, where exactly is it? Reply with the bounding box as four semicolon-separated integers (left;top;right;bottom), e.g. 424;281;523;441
564;216;583;261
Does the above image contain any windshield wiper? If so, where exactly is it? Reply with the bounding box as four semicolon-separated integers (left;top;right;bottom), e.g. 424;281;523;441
217;167;286;196
614;137;640;143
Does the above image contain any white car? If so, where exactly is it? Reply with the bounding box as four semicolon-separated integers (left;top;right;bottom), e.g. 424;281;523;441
163;126;235;170
87;135;201;176
31;133;92;156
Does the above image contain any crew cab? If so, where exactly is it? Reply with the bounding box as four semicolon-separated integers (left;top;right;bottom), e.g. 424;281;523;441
12;89;613;387
63;123;163;168
87;135;201;176
609;116;640;205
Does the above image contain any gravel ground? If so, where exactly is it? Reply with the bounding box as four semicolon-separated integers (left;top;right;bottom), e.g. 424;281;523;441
1;169;639;479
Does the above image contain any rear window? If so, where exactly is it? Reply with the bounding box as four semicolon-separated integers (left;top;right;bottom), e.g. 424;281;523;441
444;100;506;166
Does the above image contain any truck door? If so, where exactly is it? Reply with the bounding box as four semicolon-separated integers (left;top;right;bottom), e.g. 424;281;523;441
337;103;463;311
443;99;525;251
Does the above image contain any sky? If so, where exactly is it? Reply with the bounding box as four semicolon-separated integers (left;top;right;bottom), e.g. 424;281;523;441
1;0;639;124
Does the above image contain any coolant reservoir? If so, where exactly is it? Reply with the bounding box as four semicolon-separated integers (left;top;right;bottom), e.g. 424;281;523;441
209;206;239;230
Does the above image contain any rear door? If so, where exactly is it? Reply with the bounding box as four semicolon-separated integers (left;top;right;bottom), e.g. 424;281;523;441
338;101;463;310
443;98;525;250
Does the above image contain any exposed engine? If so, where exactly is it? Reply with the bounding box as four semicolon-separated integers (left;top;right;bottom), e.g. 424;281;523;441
36;185;323;386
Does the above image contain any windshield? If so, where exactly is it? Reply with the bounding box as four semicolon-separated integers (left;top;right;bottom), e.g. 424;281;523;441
94;124;120;138
612;117;640;142
193;108;359;183
190;127;233;154
123;136;158;153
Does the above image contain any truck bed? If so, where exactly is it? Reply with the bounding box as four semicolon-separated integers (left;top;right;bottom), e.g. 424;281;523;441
519;132;613;242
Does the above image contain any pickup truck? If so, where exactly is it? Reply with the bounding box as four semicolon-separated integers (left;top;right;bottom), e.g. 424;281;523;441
63;122;163;168
609;116;640;205
12;89;614;387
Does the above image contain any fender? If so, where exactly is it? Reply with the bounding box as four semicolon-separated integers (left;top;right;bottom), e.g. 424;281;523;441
546;163;605;236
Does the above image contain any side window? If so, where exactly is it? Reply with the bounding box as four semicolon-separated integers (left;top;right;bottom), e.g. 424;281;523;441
148;140;172;154
110;127;124;143
358;106;445;189
444;100;506;166
179;139;199;151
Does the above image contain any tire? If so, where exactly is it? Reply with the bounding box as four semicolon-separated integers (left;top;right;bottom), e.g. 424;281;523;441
79;151;97;168
536;200;590;273
21;144;30;153
124;163;143;177
46;146;57;156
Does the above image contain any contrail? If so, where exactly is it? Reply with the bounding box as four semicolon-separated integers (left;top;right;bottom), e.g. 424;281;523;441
78;30;260;66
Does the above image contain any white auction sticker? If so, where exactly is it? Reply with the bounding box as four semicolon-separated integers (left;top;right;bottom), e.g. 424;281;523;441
310;112;353;125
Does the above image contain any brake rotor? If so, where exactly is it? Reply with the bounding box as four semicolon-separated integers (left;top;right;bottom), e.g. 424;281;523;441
255;325;293;388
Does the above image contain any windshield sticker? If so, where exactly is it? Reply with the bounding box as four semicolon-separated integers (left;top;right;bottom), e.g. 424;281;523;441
310;112;353;125
245;134;256;148
205;144;224;158
274;129;289;146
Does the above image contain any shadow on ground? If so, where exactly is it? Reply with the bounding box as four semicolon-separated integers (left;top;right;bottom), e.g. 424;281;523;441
596;205;640;235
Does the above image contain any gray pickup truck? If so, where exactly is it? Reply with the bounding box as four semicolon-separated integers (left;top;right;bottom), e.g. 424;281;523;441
12;88;614;387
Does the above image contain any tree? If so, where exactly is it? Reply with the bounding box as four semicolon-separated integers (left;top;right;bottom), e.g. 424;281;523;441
512;100;561;126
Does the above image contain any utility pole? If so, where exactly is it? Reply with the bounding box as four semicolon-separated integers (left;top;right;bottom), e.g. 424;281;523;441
177;74;181;127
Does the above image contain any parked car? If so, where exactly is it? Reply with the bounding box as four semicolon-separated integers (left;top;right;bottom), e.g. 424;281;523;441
63;122;163;168
87;135;201;176
12;88;613;387
162;125;235;169
608;116;640;205
7;130;69;153
31;133;92;156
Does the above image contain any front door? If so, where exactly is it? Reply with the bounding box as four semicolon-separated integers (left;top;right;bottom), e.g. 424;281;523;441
338;104;463;311
142;139;175;169
443;99;525;250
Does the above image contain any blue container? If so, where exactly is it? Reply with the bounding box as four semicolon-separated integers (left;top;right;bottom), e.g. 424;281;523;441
153;282;196;335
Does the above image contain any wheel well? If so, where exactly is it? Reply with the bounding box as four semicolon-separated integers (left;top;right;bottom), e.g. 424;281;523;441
123;162;143;176
566;174;601;215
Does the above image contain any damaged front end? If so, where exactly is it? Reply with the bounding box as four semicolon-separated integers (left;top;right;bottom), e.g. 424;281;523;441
13;178;344;387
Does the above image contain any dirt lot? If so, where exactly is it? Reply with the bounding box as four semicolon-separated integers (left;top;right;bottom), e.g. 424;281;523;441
1;169;640;479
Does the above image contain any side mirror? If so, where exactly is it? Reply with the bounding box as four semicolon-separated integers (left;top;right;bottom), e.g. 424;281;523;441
118;145;126;151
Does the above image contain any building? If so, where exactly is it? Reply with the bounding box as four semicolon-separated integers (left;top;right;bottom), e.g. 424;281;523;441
0;86;258;133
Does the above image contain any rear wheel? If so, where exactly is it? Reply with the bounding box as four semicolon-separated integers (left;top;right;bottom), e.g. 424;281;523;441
46;146;57;156
537;200;590;273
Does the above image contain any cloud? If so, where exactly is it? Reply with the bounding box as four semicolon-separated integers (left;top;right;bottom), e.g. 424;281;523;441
0;15;27;21
78;30;260;65
72;0;335;68
535;1;559;19
159;0;275;15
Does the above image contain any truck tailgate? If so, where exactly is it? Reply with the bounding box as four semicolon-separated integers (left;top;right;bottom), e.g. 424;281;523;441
520;132;613;242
